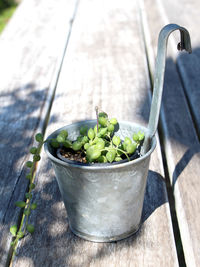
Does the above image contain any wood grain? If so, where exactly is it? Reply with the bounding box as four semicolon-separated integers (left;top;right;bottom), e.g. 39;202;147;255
0;0;77;265
141;0;200;266
13;0;178;266
159;0;200;137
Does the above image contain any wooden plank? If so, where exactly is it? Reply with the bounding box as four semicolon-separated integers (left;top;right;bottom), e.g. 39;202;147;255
140;0;200;266
161;0;200;137
155;0;200;136
0;0;78;265
13;0;179;266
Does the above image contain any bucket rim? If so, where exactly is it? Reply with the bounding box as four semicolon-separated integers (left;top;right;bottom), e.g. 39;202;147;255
44;120;156;170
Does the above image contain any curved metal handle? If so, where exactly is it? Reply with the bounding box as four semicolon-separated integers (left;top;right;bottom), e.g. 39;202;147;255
148;24;192;139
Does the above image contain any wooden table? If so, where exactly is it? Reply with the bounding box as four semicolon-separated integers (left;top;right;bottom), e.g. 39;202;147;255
0;0;199;266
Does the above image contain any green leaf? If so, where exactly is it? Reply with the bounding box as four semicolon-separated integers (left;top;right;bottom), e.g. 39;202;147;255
112;136;121;146
90;148;101;160
126;143;137;154
84;143;90;150
86;145;95;161
59;130;68;138
88;128;95;140
92;136;99;144
99;117;108;127
31;203;37;210
95;140;105;150
115;156;122;162
124;137;132;145
98;112;108;118
97;127;107;137
25;193;32;199
86;145;101;161
50;139;60;148
30;183;36;190
80;126;88;136
77;135;88;145
26;173;32;180
27;224;35;234
17;231;24;239
77;136;83;142
10;225;17;236
86;145;94;155
33;154;41;162
132;133;139;142
26;161;33;168
107;123;114;132
72;141;82;151
106;150;116;163
97;155;107;163
35;133;43;143
110;118;118;125
56;134;65;143
15;201;26;208
138;131;145;141
81;136;89;145
30;147;37;154
24;209;31;216
63;140;72;148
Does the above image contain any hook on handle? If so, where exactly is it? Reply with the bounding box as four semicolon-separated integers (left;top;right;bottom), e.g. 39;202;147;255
147;24;192;140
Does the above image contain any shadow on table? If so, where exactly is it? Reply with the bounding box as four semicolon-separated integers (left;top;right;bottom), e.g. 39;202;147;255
142;170;167;223
0;83;48;225
172;144;200;189
157;51;200;190
0;82;59;266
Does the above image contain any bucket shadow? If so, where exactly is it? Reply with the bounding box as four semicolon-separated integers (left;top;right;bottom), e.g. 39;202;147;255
142;170;167;223
11;167;168;267
159;53;200;190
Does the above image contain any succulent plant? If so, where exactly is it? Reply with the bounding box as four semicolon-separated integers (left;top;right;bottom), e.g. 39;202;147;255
51;108;144;164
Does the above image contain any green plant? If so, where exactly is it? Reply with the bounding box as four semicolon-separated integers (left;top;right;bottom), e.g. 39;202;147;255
10;133;44;253
51;108;144;163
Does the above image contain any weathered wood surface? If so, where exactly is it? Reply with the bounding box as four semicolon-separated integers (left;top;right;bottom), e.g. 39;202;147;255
161;0;200;137
140;0;200;266
0;0;77;266
12;0;179;266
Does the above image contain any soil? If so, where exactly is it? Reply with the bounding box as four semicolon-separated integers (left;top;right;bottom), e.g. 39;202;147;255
59;148;87;163
58;146;142;164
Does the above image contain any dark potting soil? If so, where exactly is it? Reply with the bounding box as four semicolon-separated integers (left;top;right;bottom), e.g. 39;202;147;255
57;147;142;165
59;148;87;163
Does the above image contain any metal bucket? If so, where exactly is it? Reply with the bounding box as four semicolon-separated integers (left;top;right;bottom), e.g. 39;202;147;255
44;23;192;242
45;120;156;242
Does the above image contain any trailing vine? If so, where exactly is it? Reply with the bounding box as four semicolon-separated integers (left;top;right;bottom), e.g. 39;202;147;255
10;133;44;254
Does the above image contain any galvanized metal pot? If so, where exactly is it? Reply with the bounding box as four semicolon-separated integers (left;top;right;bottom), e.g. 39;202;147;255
44;23;192;242
45;120;156;242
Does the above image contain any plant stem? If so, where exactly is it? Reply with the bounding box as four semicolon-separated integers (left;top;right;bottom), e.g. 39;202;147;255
95;106;99;133
99;147;130;161
11;139;44;256
116;148;130;161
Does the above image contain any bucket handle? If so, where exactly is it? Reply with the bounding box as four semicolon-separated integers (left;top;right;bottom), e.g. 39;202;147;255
147;24;192;139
